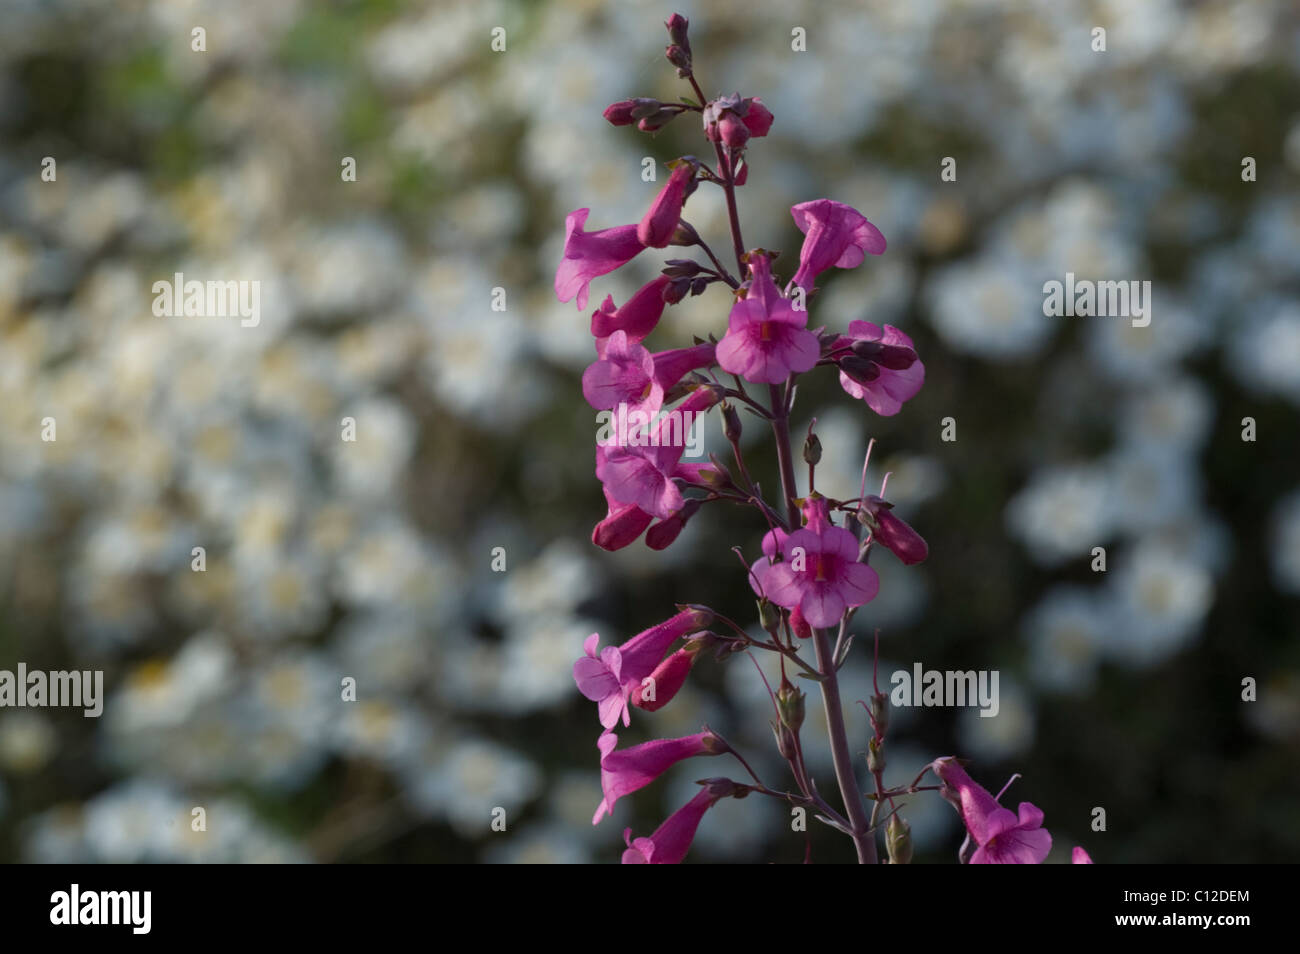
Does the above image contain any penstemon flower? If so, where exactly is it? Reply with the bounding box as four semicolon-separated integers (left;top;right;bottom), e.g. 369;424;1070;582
561;13;1087;865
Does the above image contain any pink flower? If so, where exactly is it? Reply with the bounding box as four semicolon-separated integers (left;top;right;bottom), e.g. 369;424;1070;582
621;783;738;864
592;485;654;552
593;730;723;824
596;386;721;519
833;322;924;417
630;645;699;710
584;331;661;413
930;757;1053;865
556;208;644;310
1072;847;1093;864
764;495;879;629
859;494;928;565
573;607;713;730
638;162;694;248
590;277;672;343
789;199;886;293
716;253;820;385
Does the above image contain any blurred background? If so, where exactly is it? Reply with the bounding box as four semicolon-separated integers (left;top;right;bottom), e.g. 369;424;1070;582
1;0;1298;863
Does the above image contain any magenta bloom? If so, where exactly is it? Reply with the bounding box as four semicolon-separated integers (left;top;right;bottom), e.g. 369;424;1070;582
592;485;654;552
789;199;886;293
574;607;713;730
630;645;698;711
716;254;820;385
860;494;928;565
583;336;715;417
833;321;924;417
590;276;672;343
638;162;694;249
596;385;720;519
931;757;1053;865
593;730;723;824
1073;847;1094;864
764;496;879;629
621;787;721;864
556;208;644;310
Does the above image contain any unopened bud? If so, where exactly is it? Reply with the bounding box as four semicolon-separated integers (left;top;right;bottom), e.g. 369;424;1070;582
776;681;805;733
757;598;780;634
867;736;885;774
603;98;660;126
689;276;710;296
665;44;691;72
722;403;743;443
662;259;703;278
802;433;821;466
886;813;913;865
700;776;747;799
665;14;691;56
669;220;700;247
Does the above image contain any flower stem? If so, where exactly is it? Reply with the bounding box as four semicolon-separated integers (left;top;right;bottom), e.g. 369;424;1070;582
812;626;878;863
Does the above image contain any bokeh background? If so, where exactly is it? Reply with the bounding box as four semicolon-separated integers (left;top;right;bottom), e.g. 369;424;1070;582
1;0;1298;863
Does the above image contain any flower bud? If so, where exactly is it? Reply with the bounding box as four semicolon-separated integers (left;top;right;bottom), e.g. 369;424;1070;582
867;736;885;774
718;113;751;150
757;597;781;634
722;403;743;443
604;98;660;126
665;13;691;56
886;813;913;865
776;680;805;733
802;432;821;466
665;44;691;73
662;259;703;278
662;277;691;304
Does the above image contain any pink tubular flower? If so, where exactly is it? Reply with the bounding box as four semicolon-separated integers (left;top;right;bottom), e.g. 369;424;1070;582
593;730;723;824
573;607;713;730
789;199;886;293
859;495;928;565
630;644;698;710
1073;847;1094;864
930;757;1053;865
764;495;879;629
584;331;661;413
590;276;672;343
832;321;925;418
592;485;654;551
596;385;721;519
638;162;694;248
621;783;736;864
716;253;820;385
556;208;645;310
833;322;924;417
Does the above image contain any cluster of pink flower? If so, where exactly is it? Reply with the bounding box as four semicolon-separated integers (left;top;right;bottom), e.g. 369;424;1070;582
560;14;1091;865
